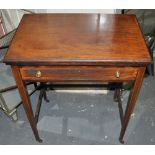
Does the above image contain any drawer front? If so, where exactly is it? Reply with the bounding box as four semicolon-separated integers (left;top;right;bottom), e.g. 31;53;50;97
20;66;138;82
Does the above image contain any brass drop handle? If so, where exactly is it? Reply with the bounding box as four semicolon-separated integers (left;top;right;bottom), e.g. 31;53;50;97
115;71;120;78
36;70;42;78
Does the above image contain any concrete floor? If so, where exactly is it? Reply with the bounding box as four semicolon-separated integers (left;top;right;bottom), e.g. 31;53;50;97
0;76;155;145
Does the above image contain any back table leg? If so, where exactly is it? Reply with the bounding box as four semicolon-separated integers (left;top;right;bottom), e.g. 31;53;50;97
12;66;42;142
119;67;145;143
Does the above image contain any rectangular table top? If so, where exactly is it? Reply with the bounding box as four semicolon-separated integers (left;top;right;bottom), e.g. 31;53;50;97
4;14;151;66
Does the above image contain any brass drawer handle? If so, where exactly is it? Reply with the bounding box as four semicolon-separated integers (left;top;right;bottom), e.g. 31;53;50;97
36;71;42;78
115;71;120;78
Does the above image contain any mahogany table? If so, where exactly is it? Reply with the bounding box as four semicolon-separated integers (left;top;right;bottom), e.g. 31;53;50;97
4;14;151;143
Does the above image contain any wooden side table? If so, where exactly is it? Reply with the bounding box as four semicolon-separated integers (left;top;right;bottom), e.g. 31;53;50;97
4;14;151;143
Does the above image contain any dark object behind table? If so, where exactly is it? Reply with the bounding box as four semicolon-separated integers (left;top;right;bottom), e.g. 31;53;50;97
123;9;155;76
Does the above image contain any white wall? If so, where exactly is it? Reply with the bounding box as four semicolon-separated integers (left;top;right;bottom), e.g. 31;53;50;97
32;9;117;13
1;9;118;33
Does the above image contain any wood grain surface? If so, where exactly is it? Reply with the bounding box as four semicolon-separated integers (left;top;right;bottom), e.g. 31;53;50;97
20;66;138;82
4;14;151;66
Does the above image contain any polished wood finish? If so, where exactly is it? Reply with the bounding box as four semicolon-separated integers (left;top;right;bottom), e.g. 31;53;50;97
4;14;151;66
119;67;146;143
20;66;138;82
11;66;42;142
4;14;151;143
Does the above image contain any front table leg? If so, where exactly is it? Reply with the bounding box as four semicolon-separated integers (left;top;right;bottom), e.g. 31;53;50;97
119;67;146;143
12;66;42;142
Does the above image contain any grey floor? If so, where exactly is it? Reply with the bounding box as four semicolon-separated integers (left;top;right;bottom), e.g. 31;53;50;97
0;76;155;145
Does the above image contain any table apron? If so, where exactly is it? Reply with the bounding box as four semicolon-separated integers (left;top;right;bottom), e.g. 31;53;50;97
19;66;139;82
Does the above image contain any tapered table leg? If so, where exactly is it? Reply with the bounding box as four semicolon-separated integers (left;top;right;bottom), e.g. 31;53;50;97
12;66;42;142
119;67;146;144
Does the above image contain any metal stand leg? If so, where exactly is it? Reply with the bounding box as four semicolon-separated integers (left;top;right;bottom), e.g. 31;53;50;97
35;89;44;123
113;83;122;102
11;110;18;122
43;89;50;103
117;89;124;126
113;83;124;141
114;89;120;102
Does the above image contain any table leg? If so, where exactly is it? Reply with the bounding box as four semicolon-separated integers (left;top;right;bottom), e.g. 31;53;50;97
12;66;42;142
119;67;145;143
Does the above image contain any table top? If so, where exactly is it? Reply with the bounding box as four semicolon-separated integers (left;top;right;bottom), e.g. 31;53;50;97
4;14;151;66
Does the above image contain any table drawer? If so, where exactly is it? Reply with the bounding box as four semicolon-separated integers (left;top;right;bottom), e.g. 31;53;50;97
20;66;138;82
